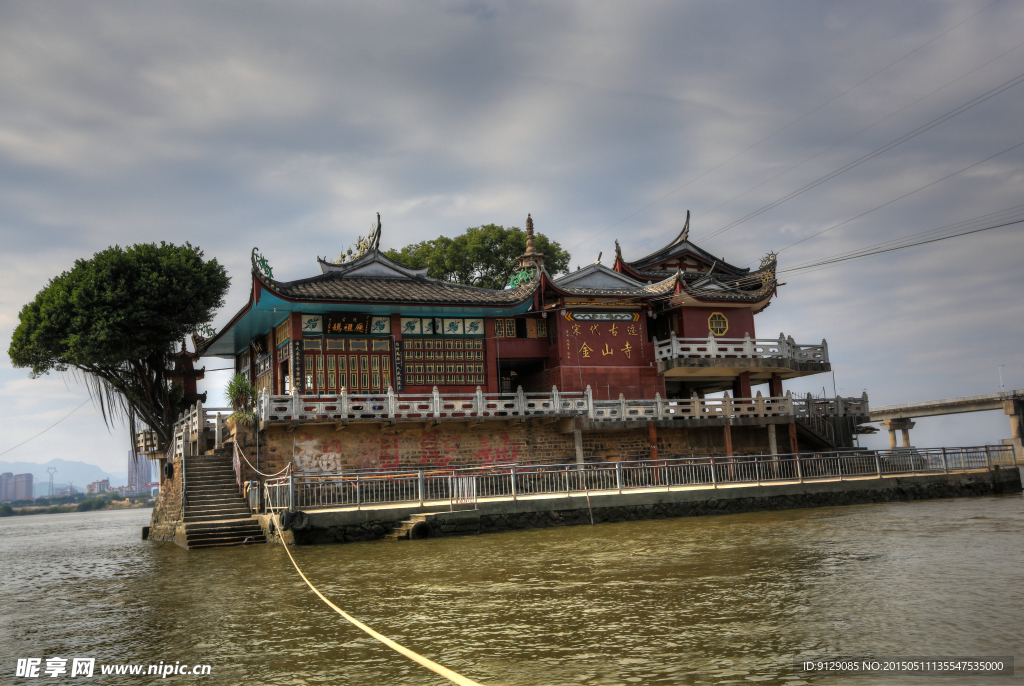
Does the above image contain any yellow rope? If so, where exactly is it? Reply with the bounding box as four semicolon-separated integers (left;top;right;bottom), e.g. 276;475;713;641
278;533;485;686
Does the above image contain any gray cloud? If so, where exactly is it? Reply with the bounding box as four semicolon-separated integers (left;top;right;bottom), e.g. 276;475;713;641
2;0;1022;470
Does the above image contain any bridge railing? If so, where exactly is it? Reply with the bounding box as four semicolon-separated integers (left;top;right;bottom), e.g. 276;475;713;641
262;444;1015;512
653;332;828;364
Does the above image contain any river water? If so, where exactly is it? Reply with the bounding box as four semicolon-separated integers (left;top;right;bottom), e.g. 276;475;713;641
2;494;1022;685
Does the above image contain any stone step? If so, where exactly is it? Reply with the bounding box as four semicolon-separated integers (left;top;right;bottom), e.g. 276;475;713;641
184;512;254;523
187;536;266;549
185;518;261;532
186;498;247;507
187;528;264;542
185;505;250;516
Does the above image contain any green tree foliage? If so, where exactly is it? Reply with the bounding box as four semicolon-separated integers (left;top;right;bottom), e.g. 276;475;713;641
8;242;229;445
385;224;570;290
225;373;257;429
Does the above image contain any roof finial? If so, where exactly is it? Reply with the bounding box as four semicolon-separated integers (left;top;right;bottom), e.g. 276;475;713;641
614;239;622;261
515;212;545;273
524;213;537;255
368;212;382;252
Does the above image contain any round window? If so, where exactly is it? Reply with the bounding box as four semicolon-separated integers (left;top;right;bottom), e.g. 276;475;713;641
708;312;728;336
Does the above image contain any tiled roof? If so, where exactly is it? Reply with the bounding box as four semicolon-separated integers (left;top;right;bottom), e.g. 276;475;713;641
261;271;537;305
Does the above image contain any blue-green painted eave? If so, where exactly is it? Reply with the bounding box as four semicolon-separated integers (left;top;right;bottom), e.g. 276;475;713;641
204;288;535;359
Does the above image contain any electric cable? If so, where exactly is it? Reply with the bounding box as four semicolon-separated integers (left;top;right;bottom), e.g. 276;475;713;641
567;0;1005;256
0;396;93;458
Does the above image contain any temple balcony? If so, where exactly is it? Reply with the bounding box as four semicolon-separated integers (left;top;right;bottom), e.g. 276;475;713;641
654;332;831;389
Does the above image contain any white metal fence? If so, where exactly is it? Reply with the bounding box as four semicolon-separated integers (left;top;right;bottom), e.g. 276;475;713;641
262;444;1015;512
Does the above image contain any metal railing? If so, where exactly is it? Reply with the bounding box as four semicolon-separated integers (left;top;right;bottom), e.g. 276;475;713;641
653;332;828;364
261;444;1015;512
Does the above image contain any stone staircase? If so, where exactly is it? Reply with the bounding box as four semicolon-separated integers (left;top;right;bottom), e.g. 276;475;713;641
383;513;432;541
182;452;265;549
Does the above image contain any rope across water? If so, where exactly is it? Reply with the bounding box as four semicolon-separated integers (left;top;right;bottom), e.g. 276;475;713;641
276;526;485;686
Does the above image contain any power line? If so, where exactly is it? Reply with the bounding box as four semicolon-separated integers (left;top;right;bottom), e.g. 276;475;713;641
0;396;93;458
782;218;1023;276
567;0;1004;256
770;138;1024;256
698;67;1024;242
623;33;1024;260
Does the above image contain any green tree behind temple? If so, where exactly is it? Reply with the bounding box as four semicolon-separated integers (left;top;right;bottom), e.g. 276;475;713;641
384;224;570;290
8;242;229;446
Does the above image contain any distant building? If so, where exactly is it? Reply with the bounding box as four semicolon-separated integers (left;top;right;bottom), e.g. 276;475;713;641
54;484;77;497
86;479;110;494
0;472;13;501
128;451;150;494
13;474;33;501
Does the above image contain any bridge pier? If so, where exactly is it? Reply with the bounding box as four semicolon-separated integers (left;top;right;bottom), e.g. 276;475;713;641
1004;399;1023;463
881;418;915;448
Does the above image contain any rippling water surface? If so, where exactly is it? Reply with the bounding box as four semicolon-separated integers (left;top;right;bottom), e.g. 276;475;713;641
2;494;1023;685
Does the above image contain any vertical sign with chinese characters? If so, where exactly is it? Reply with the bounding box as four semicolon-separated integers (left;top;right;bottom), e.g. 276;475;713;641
393;340;404;392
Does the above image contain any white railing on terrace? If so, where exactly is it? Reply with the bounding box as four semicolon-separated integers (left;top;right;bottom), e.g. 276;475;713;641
261;445;1016;512
253;387;868;425
653;332;828;364
169;388;869;459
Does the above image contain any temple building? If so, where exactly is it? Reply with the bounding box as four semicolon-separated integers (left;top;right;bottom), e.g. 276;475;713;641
199;212;830;405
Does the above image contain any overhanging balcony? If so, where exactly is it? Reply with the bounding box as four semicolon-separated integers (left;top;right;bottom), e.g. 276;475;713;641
654;332;831;388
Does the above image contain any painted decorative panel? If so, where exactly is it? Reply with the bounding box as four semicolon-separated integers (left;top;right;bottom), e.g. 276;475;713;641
370;316;390;334
400;317;421;335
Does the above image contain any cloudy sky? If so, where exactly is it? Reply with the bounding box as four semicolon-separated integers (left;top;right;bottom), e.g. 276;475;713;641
2;1;1023;476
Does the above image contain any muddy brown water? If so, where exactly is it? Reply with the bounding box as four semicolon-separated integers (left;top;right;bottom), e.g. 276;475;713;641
2;494;1022;685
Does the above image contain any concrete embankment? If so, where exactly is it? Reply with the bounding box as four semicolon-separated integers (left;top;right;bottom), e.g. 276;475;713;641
266;467;1021;545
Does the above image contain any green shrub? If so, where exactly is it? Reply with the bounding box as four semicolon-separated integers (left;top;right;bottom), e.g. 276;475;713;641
0;504;13;517
77;498;106;512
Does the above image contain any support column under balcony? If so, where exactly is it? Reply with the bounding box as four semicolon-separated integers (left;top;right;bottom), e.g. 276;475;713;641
732;371;752;398
770;373;784;397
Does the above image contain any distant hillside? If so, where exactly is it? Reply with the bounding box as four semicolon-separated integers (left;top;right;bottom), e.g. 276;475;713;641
0;458;138;497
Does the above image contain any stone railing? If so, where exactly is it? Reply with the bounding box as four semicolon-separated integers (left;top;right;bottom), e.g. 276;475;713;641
252;386;868;424
170;388;868;458
653;332;828;364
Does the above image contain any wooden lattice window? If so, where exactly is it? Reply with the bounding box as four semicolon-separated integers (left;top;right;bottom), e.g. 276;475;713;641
708;312;728;336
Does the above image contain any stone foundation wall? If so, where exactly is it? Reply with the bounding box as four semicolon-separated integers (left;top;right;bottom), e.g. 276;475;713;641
148;456;183;541
235;420;779;482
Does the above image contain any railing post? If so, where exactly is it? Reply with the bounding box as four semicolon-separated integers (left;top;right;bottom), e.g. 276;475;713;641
984;445;992;471
743;332;752;358
432;385;441;418
214;412;223;450
778;332;788;358
551;385;560;412
655;392;664;419
707;331;717;358
615;461;622;493
941;447;948;474
510;465;517;500
517;385;527;415
710;456;717;488
670;330;678;358
796;453;803;483
387;386;396;418
837;453;843;481
475;385;484;416
418;470;424;505
564;467;570;496
821;338;829;363
618;393;626;419
288;471;295;512
355;475;361;510
874;450;882;477
755;390;765;417
586;385;594;419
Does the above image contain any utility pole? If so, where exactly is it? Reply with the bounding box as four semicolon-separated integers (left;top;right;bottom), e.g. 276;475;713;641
46;467;57;497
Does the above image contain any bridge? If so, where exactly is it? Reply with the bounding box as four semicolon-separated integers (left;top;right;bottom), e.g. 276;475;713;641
868;389;1024;457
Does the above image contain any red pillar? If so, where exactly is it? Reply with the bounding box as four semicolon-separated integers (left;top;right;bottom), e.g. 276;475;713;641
770;373;784;397
648;421;658;460
788;422;799;455
723;421;733;457
732;371;751;398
